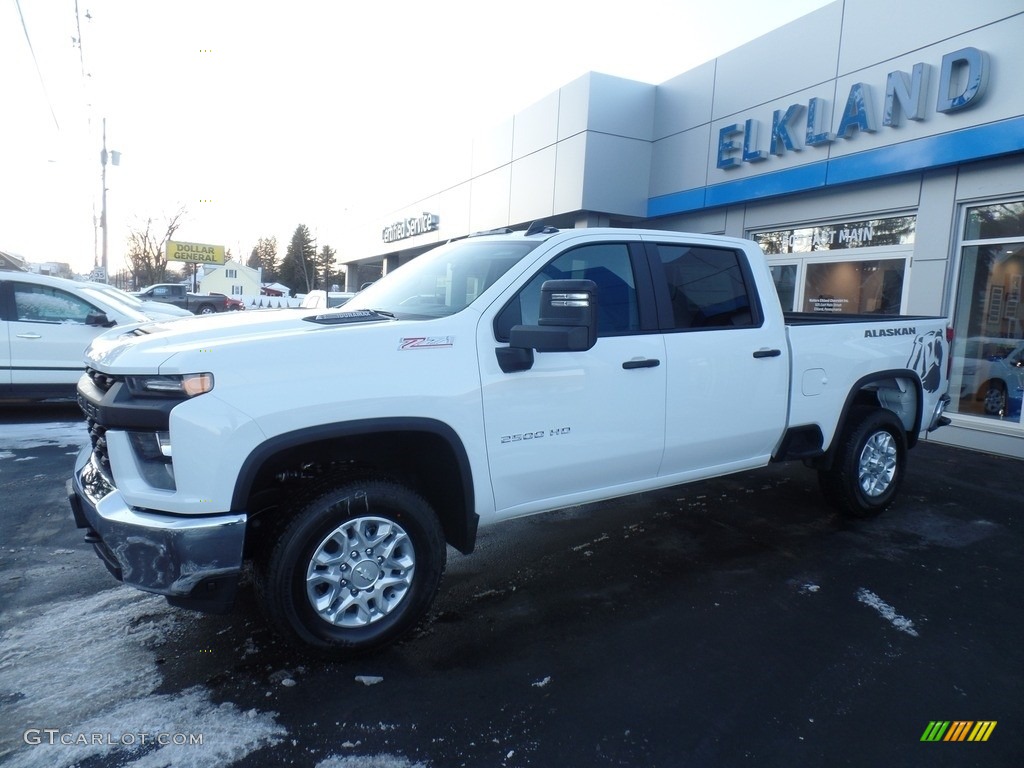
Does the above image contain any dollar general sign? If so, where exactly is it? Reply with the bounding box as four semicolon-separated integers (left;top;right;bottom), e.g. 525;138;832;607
168;240;226;264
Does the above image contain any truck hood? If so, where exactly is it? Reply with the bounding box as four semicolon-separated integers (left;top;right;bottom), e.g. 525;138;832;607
85;307;401;372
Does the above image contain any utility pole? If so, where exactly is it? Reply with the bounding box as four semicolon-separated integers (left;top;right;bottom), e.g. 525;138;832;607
100;118;108;278
99;118;121;282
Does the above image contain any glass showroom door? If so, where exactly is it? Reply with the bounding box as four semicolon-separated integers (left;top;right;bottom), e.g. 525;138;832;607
754;215;915;316
948;200;1024;427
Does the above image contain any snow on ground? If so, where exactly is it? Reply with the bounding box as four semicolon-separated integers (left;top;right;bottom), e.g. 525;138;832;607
316;756;428;768
856;587;919;637
0;586;285;767
0;421;89;453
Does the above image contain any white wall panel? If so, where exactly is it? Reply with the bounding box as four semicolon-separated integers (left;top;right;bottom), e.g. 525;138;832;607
509;147;556;224
712;3;843;120
580;133;650;217
584;73;656;141
649;125;711;198
553;133;587;213
513;91;559;160
471;118;513;176
838;0;1020;74
469;166;511;232
654;60;716;140
438;182;472;240
557;74;592;141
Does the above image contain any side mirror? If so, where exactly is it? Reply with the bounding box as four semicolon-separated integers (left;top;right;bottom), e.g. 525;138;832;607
497;279;599;373
85;312;114;328
510;279;599;353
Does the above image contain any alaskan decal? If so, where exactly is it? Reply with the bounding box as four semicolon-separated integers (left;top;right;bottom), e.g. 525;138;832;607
864;327;917;337
399;336;454;350
907;330;944;393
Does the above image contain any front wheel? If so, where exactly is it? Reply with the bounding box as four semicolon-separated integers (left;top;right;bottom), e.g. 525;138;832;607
819;406;907;518
982;380;1007;416
255;479;446;657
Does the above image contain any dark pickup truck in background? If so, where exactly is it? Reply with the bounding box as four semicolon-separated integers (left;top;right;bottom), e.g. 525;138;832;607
133;284;231;315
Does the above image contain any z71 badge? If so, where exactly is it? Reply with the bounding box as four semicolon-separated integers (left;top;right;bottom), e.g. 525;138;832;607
399;336;454;350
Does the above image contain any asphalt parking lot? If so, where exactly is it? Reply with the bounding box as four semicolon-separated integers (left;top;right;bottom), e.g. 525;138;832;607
0;403;1021;767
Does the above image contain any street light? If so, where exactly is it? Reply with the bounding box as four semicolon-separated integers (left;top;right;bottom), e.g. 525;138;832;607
99;117;121;282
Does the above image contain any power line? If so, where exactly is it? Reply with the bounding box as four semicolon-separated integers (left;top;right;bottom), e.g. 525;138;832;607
14;0;60;130
74;0;86;78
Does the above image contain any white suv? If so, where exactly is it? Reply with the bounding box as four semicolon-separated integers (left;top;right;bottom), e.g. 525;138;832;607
0;271;152;400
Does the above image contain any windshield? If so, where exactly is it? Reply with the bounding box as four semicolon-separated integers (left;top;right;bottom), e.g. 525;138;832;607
343;238;540;319
80;286;152;323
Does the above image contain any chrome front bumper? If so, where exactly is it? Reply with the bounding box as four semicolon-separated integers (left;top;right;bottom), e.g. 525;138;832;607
68;445;247;612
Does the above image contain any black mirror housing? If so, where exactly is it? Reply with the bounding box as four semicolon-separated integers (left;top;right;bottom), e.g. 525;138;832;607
509;279;598;353
86;312;114;328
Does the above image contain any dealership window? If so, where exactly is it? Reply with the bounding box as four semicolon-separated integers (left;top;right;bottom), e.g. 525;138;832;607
948;201;1024;425
752;216;915;315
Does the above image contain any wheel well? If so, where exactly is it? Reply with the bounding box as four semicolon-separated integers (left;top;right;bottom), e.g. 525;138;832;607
813;370;922;470
237;423;477;557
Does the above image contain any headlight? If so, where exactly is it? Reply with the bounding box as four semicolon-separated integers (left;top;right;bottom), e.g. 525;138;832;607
125;373;214;398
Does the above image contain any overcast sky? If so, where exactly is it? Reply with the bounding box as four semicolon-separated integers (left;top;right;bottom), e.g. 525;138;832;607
2;0;833;275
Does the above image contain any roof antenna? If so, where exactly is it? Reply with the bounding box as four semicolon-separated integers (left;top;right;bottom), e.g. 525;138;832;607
525;220;557;236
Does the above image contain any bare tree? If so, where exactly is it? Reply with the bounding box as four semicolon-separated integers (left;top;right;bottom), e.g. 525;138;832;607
124;207;186;287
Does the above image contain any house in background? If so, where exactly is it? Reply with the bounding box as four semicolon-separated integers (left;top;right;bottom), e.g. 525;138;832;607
0;250;28;271
260;282;291;298
197;260;262;297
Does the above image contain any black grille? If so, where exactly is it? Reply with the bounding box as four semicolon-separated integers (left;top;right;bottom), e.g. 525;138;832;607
80;368;122;483
86;367;118;392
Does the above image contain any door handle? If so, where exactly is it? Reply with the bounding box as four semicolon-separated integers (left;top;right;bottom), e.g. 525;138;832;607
752;348;781;358
16;333;42;339
622;358;660;369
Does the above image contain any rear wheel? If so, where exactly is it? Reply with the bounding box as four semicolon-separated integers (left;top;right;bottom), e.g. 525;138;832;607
255;479;446;657
819;406;907;518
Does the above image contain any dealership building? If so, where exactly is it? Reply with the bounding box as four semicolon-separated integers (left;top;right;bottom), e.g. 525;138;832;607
346;0;1024;458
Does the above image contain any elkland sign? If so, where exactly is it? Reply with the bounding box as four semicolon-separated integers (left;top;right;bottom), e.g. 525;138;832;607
717;47;989;170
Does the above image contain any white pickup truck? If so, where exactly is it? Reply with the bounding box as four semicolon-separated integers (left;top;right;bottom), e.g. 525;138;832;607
69;226;951;657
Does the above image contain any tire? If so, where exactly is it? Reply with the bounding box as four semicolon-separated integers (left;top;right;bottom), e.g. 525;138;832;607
197;304;216;315
818;406;907;518
255;479;446;657
982;381;1007;416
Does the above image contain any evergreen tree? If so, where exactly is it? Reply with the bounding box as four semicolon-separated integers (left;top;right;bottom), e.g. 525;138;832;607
313;244;338;290
278;225;316;294
246;236;279;282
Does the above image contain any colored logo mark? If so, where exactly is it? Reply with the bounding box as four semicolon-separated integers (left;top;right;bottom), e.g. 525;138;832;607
921;721;997;742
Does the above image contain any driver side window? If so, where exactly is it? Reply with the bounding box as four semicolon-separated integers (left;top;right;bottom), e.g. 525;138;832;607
495;243;639;340
14;284;95;324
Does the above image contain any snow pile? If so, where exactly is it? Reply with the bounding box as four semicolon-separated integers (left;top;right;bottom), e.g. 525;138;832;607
316;754;428;768
855;587;919;637
0;587;285;767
